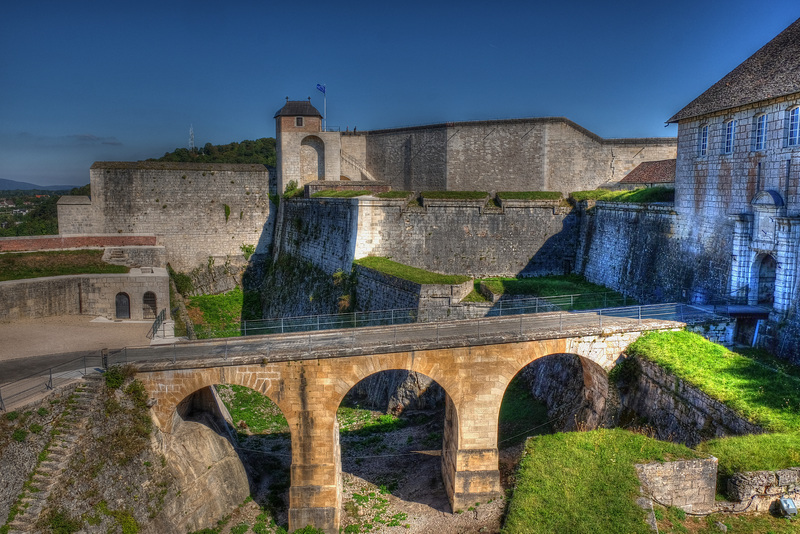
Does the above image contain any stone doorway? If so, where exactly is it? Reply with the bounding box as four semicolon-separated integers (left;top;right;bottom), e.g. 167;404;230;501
115;292;131;319
756;254;777;306
143;291;157;320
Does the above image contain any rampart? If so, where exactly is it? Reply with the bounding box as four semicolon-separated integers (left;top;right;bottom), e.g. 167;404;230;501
275;196;579;278
343;118;676;194
57;162;273;271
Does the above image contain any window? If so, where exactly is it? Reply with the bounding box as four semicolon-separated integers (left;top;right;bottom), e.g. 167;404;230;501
699;125;708;156
295;117;304;127
789;107;800;146
754;114;767;151
724;119;737;153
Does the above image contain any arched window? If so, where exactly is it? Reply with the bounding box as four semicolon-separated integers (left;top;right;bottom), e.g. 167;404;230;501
789;107;800;146
143;292;157;320
753;113;767;151
115;293;130;319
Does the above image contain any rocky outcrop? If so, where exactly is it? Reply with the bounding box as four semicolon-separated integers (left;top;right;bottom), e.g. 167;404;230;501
348;371;444;414
148;415;249;533
521;353;618;432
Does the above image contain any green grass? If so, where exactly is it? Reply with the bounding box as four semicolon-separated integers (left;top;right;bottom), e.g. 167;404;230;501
698;432;800;476
570;187;674;203
496;191;562;200
215;384;289;434
503;428;700;534
375;190;412;199
478;274;632;308
354;257;471;285
419;190;488;200
0;250;129;282
187;287;262;339
498;375;550;446
310;190;371;198
627;331;800;433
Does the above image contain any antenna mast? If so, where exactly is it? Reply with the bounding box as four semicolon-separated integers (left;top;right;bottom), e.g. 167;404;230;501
189;125;195;151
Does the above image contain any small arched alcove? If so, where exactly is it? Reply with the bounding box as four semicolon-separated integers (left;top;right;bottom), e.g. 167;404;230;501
300;135;325;184
115;292;130;319
336;369;452;528
143;291;157;320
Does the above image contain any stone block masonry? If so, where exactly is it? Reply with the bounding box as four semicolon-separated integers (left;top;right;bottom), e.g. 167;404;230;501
636;457;718;513
0;268;170;321
727;467;800;512
354;264;474;311
57;162;272;272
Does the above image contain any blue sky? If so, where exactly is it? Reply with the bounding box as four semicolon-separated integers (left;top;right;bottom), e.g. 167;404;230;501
1;0;797;186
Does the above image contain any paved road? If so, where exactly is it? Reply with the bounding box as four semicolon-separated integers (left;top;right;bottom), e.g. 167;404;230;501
0;303;717;411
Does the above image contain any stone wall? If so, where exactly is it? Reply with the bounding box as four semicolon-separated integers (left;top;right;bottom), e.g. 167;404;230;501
348;118;676;194
0;268;170;321
636;458;718;513
619;358;763;447
354;197;579;277
57;162;272;272
101;246;167;268
727;467;800;512
575;201;730;302
354;265;473;311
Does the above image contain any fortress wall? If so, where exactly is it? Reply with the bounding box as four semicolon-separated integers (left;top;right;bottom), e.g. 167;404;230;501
59;163;272;272
354;198;579;277
0;269;169;322
277;198;359;274
443;122;547;192
575;202;731;302
363;127;448;191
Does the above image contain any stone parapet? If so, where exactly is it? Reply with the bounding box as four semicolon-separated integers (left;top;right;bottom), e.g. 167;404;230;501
636;457;718;513
727;467;800;512
0;234;158;252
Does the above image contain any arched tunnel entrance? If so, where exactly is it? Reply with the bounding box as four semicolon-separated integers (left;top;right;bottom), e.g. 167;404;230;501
497;353;616;486
336;370;449;531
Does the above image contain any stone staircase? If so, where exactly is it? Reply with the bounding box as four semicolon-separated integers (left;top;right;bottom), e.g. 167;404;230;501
6;377;102;533
103;247;129;265
340;151;378;181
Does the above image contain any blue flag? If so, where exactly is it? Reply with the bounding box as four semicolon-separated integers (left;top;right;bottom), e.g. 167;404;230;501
316;84;326;94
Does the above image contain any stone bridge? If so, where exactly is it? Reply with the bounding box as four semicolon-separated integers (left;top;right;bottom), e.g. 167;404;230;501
129;308;726;533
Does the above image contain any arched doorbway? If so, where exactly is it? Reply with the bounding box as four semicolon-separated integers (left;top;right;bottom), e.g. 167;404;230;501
143;291;157;320
300;135;325;184
756;254;777;305
115;292;130;319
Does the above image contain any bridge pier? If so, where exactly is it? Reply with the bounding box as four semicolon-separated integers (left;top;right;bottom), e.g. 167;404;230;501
288;412;342;534
441;393;503;511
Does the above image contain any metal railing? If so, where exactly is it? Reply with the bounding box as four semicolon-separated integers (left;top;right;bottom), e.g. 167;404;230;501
147;308;167;340
106;303;717;369
192;291;638;340
0;301;725;411
0;354;99;413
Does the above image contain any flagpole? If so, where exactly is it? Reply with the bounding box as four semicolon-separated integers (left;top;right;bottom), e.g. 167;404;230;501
323;87;327;132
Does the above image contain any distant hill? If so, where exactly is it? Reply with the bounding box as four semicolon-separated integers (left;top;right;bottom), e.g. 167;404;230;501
0;179;81;192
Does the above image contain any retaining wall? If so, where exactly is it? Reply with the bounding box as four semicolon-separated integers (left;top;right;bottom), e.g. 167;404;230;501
354;265;473;311
636;458;718;513
57;162;272;271
0;268;170;322
727;467;800;512
620;358;763;447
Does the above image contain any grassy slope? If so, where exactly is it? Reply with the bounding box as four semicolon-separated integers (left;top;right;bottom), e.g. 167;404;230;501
626;331;800;432
570;187;674;203
353;257;471;285
186;287;262;338
0;250;129;281
503;429;700;534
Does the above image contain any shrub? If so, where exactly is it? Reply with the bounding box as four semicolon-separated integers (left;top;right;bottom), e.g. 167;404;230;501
12;429;28;442
5;411;19;421
167;264;194;296
105;365;133;389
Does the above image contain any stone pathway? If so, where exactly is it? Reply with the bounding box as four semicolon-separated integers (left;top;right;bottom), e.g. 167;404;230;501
6;376;102;533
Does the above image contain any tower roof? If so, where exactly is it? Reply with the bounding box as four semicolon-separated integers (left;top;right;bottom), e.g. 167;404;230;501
668;17;800;123
274;99;323;119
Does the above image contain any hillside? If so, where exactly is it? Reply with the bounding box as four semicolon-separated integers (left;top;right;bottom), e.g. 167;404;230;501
0;179;80;192
151;138;277;167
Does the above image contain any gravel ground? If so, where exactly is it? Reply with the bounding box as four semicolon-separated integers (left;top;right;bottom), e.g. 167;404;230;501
0;315;151;361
